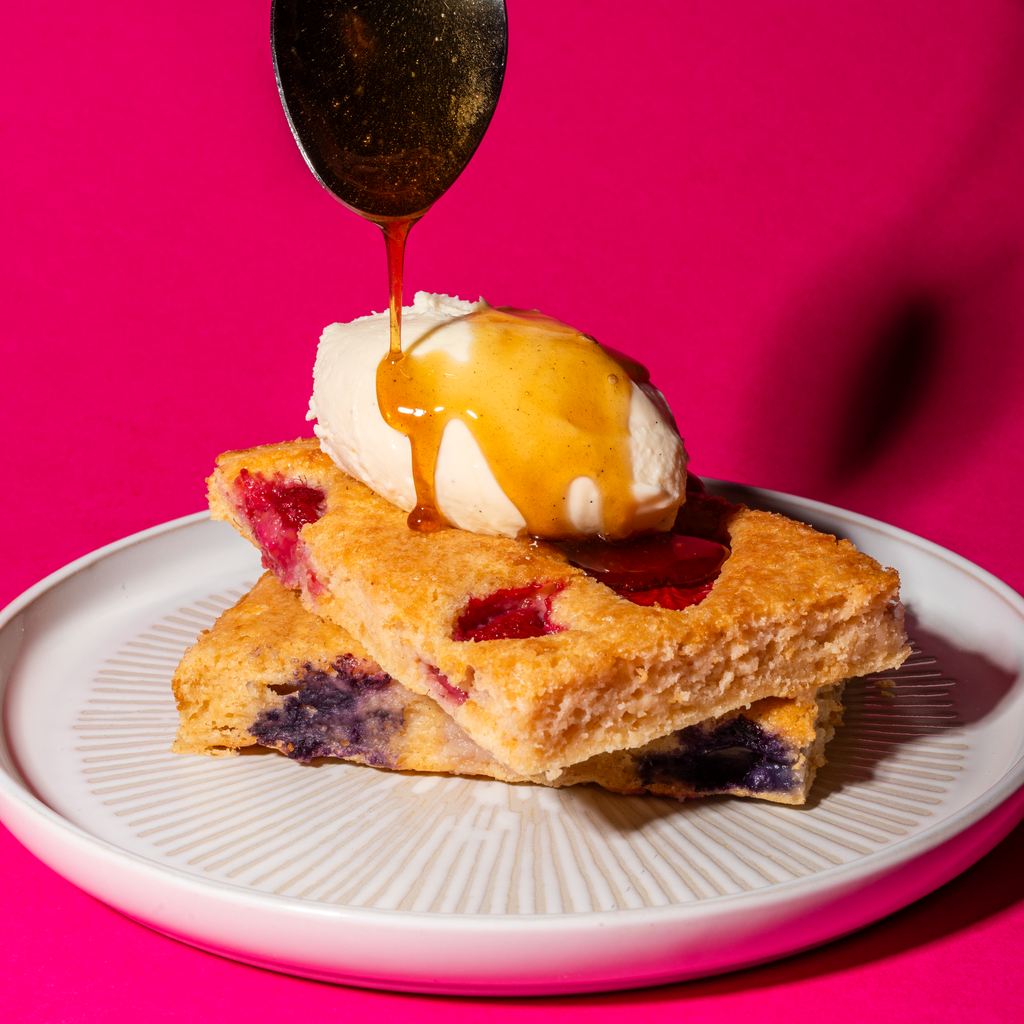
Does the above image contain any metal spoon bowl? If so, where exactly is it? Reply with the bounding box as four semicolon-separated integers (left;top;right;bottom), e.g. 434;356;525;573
271;0;508;222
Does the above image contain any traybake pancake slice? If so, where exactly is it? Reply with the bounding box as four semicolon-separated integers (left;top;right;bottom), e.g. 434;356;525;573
208;438;907;777
172;573;845;805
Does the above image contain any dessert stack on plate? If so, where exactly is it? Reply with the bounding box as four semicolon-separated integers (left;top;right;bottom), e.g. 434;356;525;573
171;436;908;805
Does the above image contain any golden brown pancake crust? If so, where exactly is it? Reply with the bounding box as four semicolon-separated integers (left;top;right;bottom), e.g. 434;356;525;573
173;572;844;804
208;439;907;776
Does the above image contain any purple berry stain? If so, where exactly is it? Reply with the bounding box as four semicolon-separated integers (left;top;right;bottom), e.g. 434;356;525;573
250;655;403;765
638;716;797;794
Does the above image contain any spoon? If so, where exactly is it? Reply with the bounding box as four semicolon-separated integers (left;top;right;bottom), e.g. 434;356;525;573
271;0;508;353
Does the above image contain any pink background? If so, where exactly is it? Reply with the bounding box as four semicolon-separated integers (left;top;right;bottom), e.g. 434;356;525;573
3;0;1024;1018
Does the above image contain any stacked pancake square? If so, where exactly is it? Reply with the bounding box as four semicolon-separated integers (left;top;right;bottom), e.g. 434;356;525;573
172;438;909;804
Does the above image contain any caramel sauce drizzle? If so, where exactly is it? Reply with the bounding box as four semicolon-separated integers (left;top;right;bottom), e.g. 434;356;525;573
381;218;416;361
376;303;645;539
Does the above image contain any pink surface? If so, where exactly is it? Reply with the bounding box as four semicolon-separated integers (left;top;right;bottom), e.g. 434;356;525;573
2;0;1024;1017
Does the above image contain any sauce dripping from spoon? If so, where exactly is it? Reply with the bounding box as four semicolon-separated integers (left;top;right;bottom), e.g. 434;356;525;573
377;215;443;531
270;0;508;532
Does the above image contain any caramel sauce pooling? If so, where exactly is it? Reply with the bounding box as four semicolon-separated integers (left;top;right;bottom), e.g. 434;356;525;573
376;306;645;539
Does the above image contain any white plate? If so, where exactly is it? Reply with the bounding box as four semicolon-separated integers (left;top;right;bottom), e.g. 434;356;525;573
2;486;1024;995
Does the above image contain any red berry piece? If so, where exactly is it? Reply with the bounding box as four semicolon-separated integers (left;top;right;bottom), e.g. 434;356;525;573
557;474;742;610
234;470;327;588
453;582;567;642
425;665;468;705
620;580;715;610
562;533;727;592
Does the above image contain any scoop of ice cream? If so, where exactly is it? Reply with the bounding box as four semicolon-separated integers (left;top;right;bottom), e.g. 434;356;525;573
308;291;688;539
